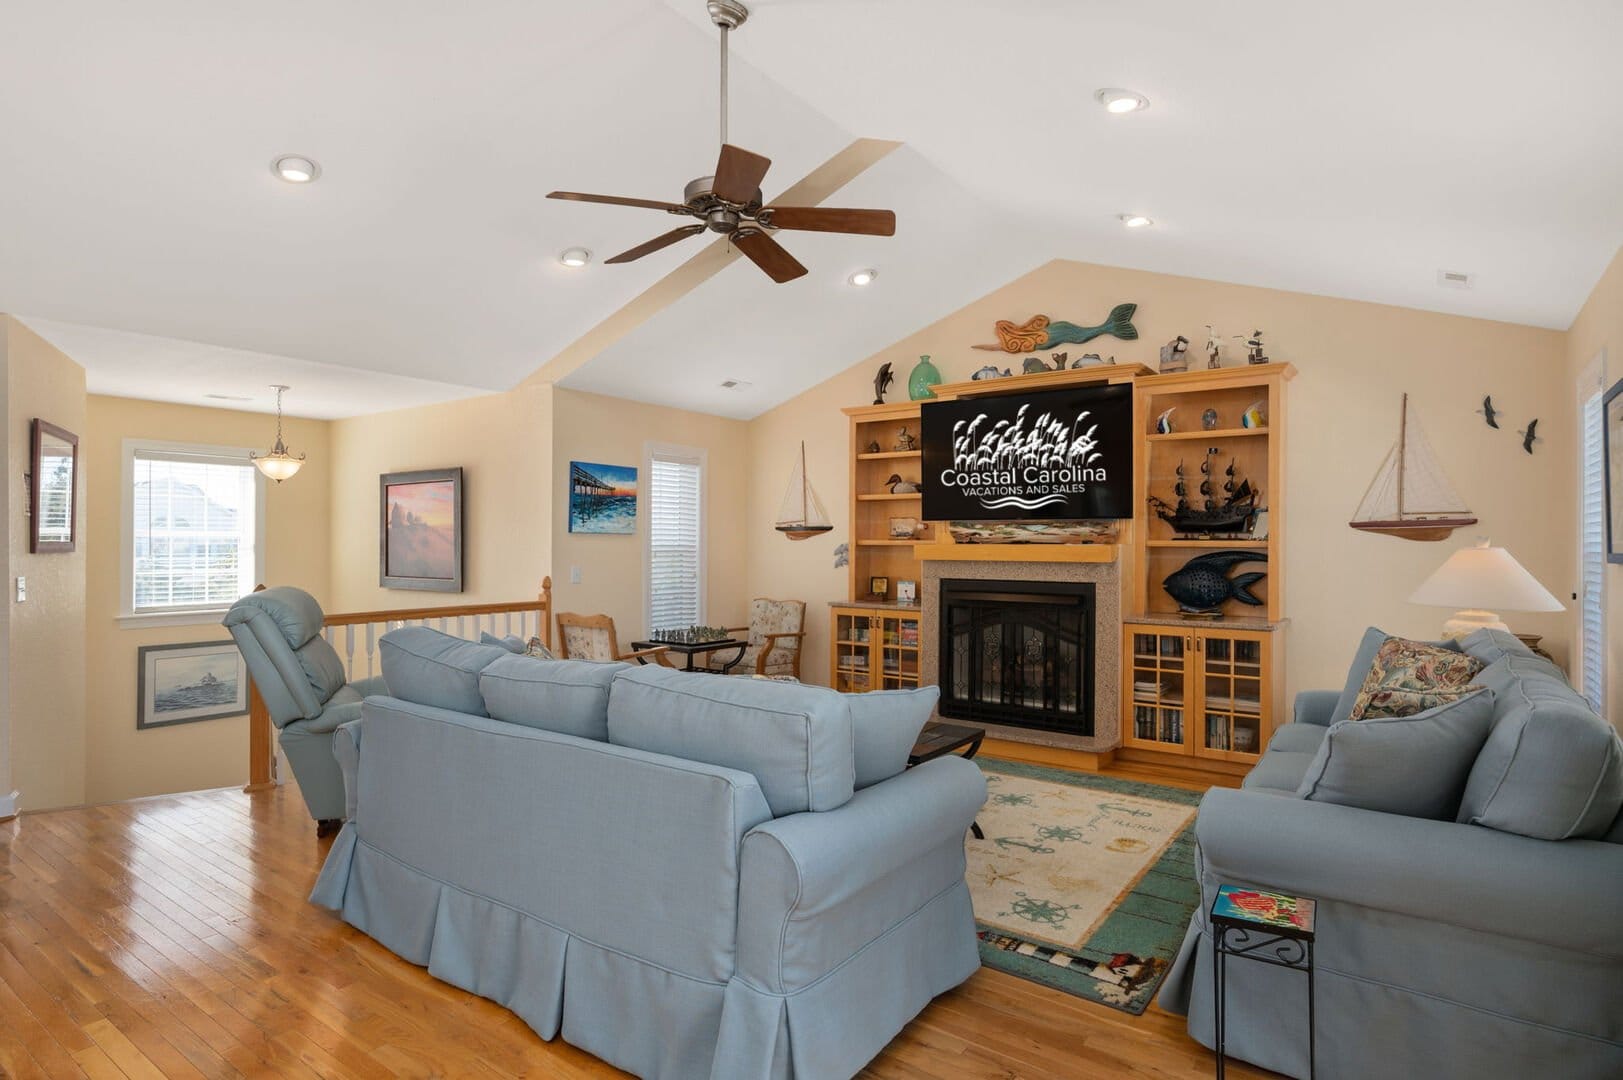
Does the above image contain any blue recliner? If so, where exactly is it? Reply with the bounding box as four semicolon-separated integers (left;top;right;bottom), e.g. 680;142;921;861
223;587;387;831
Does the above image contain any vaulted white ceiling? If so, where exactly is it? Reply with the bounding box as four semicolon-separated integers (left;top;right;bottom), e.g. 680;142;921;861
3;1;1620;419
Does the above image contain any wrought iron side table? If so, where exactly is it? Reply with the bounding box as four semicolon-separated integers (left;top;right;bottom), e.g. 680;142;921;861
1210;884;1317;1079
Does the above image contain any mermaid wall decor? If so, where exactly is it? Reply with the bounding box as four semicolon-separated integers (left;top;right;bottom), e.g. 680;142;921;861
972;302;1138;354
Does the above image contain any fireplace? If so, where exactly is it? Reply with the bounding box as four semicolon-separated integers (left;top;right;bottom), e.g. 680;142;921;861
938;579;1095;735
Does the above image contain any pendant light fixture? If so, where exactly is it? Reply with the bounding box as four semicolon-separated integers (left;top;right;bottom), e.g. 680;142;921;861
250;385;307;483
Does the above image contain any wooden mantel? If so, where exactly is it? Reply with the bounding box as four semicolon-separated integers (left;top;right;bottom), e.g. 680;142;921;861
913;541;1120;563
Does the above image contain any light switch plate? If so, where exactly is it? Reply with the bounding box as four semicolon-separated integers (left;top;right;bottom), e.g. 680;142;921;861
14;577;24;602
569;567;583;585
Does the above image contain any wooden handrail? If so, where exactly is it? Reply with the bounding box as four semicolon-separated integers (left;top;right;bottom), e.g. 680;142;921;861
245;577;554;792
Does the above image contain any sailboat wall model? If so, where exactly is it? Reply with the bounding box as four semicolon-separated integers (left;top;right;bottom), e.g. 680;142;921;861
775;441;833;540
1349;394;1477;541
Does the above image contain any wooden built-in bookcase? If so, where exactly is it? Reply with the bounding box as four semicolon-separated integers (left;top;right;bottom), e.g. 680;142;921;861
830;362;1295;774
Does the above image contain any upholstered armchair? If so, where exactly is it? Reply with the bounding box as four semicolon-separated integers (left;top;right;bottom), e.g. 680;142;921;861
554;612;673;666
223;587;386;835
707;597;807;679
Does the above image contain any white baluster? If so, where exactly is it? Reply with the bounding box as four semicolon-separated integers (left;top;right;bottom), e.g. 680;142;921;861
345;625;357;682
458;615;467;640
366;623;378;680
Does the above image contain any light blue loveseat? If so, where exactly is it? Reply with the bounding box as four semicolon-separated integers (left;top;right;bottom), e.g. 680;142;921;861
310;627;985;1080
1158;628;1623;1079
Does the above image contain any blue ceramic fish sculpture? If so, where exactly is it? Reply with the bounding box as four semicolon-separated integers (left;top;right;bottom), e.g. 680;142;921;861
974;303;1139;353
1162;551;1267;613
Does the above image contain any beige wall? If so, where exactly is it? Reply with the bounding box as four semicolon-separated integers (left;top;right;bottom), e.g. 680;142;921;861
747;259;1575;700
81;395;333;804
1566;243;1623;729
6;318;88;811
549;389;750;641
328;385;554;612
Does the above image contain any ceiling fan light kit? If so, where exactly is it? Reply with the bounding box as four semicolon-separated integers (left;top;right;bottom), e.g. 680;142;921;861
546;1;895;283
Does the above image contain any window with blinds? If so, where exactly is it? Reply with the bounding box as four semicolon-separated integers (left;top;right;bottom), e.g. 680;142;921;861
1579;390;1607;713
128;445;261;613
647;451;704;631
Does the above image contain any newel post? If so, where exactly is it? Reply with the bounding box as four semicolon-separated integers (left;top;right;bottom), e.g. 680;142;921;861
243;583;276;793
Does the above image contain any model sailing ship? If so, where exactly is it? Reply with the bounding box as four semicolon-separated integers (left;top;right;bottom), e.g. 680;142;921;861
775;441;833;540
1349;394;1476;541
1148;446;1259;535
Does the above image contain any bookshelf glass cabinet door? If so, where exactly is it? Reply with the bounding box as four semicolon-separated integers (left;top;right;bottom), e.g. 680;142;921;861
1123;623;1274;761
830;607;921;693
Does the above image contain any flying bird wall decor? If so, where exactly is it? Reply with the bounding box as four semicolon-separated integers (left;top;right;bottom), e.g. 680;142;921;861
1478;396;1500;429
973;304;1138;353
1519;418;1541;454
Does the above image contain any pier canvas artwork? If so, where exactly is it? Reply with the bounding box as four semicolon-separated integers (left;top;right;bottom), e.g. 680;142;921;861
137;641;248;729
569;461;638;535
380;468;464;591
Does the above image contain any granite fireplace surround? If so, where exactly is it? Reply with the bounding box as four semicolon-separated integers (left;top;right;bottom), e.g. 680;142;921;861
920;557;1121;753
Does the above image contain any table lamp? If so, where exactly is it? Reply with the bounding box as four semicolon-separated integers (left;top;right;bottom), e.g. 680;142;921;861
1408;538;1564;639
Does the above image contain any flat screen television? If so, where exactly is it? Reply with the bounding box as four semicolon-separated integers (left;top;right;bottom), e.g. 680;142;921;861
920;383;1134;521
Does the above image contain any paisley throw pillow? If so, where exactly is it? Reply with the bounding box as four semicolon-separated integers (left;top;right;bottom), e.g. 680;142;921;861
524;636;557;660
1349;636;1484;720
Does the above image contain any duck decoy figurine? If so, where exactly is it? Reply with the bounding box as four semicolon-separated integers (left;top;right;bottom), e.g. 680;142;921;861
873;362;894;406
1478;396;1500;429
885;474;921;494
1518;418;1541;454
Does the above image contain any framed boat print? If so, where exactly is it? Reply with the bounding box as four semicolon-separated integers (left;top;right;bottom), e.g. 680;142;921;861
380;467;465;591
1605;377;1623;563
137;641;249;729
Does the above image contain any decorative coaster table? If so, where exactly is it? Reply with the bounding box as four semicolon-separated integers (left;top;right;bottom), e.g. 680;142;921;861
1209;884;1317;1079
629;637;748;672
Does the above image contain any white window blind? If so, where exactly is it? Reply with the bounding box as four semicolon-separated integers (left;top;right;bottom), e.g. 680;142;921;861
648;453;703;631
1579;390;1607;713
131;447;259;612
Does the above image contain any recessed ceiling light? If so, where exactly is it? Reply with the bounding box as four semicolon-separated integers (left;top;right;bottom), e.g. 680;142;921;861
271;155;319;183
559;247;592;268
847;268;878;287
1120;214;1154;229
1095;88;1150;115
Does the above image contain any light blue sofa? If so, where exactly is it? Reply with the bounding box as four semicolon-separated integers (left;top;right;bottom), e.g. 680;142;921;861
1159;628;1623;1079
310;627;985;1080
223;587;386;829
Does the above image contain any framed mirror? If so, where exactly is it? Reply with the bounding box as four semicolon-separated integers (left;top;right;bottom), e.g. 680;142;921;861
30;419;79;554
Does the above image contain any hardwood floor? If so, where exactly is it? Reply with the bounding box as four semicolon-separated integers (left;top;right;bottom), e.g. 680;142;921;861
0;781;1271;1079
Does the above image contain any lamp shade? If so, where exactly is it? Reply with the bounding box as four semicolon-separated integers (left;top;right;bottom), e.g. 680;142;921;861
1408;541;1564;613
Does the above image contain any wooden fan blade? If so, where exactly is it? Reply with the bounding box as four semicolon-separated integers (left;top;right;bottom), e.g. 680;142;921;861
761;206;896;236
604;224;707;264
712;144;772;205
547;191;691;213
732;228;807;283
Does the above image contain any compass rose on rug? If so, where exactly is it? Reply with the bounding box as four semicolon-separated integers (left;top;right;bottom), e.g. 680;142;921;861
1000;891;1082;928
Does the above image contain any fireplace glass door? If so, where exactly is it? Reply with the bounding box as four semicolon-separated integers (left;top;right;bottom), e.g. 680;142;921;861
939;580;1094;735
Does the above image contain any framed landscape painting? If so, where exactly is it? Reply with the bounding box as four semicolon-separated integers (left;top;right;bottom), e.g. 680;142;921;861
1606;378;1623;563
381;467;464;591
568;461;637;535
137;641;248;729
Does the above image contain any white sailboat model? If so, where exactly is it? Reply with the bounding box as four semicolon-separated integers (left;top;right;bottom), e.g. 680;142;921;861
775;441;833;540
1350;394;1477;542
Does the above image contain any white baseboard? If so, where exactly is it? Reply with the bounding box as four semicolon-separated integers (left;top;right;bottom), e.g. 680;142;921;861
0;790;19;820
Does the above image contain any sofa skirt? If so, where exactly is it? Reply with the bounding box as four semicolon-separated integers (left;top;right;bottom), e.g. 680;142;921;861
312;825;980;1080
712;881;979;1080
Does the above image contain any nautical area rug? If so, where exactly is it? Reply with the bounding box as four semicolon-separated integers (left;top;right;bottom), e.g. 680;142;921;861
968;758;1202;1014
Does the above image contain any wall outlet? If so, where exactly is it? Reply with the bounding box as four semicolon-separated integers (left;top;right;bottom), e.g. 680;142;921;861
569;567;583;585
14;577;24;602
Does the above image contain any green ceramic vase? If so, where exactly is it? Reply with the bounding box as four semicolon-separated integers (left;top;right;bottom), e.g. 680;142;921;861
907;355;942;400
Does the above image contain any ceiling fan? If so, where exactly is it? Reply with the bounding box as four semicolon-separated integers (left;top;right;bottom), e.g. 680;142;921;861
547;1;895;283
